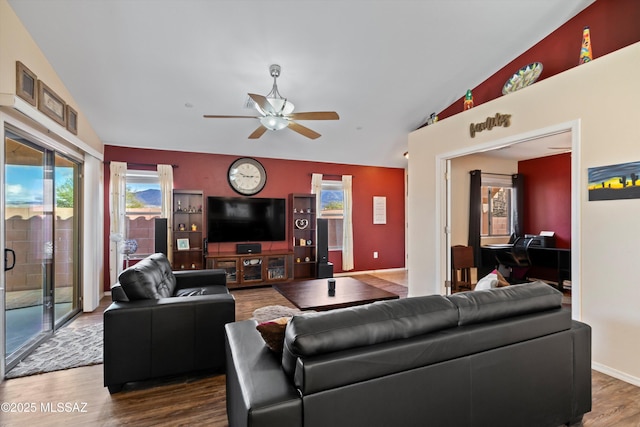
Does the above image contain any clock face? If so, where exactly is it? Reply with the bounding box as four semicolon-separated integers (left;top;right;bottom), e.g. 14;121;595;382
228;158;267;195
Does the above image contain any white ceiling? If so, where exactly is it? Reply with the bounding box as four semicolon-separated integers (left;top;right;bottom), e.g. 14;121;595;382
8;0;593;168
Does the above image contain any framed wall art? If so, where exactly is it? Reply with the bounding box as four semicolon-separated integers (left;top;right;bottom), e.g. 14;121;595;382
66;105;78;134
38;81;66;126
177;238;190;250
16;61;37;106
588;160;640;201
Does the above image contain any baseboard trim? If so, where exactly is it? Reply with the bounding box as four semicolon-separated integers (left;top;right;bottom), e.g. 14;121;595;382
592;361;640;387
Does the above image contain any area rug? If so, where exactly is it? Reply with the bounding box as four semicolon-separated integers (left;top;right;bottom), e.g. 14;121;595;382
252;305;303;322
6;323;103;379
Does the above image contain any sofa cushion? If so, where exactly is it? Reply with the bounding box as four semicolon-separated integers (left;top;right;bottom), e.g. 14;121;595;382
448;280;562;326
118;253;177;300
282;295;458;378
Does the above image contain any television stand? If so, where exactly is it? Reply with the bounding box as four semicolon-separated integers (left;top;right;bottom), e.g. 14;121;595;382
205;250;293;289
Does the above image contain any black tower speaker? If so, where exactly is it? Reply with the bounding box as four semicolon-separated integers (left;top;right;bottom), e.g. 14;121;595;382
154;218;168;256
316;218;329;263
316;218;333;278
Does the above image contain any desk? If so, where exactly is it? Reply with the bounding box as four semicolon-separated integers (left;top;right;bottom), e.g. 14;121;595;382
481;245;571;291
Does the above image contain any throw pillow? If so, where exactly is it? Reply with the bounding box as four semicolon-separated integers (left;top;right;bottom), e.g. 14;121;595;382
256;317;291;353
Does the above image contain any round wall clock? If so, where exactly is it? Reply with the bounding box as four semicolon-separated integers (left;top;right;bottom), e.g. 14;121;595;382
227;157;267;195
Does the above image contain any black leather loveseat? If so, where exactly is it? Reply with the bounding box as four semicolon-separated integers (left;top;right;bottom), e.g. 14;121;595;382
225;281;591;427
104;253;235;393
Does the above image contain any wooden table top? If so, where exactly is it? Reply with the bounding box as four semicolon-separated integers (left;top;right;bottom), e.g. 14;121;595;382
273;276;399;311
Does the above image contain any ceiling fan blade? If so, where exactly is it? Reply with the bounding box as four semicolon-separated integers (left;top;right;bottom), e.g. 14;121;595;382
248;125;268;139
288;121;321;139
289;111;339;120
248;93;274;115
203;115;259;119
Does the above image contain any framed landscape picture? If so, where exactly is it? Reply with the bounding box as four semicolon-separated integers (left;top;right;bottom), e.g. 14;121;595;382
66;105;78;134
16;61;37;106
38;81;66;126
177;238;190;250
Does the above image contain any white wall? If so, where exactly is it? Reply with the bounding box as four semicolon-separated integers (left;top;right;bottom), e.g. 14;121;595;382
408;42;640;386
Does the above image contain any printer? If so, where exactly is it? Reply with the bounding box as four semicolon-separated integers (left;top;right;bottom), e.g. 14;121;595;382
524;231;556;248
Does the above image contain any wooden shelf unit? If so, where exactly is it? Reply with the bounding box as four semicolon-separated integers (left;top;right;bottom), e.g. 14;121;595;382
172;189;204;270
205;251;293;289
289;193;317;280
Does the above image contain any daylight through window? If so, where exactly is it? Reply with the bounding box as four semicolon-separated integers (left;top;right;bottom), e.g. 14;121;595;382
320;180;344;250
125;170;161;257
481;174;513;237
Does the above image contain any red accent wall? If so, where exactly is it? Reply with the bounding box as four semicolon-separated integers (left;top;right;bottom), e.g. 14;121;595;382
437;0;640;120
518;153;571;249
103;146;406;290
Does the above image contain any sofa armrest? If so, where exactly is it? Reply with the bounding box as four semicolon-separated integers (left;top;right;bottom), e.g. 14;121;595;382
225;320;302;427
571;320;592;421
104;293;235;390
174;268;227;290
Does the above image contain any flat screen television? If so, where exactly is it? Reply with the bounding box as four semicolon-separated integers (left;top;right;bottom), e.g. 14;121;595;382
207;196;286;242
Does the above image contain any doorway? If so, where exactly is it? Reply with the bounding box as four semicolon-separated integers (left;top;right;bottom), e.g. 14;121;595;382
440;121;580;318
3;127;82;371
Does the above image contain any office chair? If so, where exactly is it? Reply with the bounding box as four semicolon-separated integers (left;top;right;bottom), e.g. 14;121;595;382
451;245;476;293
494;236;533;284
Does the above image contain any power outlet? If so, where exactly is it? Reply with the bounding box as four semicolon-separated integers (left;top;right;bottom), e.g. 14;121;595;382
373;251;379;259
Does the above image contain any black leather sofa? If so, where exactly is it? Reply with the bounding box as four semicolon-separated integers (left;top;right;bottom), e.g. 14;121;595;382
225;281;591;427
104;253;235;393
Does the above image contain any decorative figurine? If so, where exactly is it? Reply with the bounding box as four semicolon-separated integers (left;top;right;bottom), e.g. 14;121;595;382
177;200;182;212
579;26;592;64
463;90;474;110
191;223;197;231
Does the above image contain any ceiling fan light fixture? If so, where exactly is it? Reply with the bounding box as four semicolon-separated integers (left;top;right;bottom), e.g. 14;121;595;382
267;97;295;115
260;115;289;131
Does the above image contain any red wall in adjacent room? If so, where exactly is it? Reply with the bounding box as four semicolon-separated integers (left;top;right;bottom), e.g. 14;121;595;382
437;0;640;121
103;146;406;290
518;153;571;249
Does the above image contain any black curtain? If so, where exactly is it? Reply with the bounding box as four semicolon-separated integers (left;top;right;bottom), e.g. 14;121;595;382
468;170;482;266
512;173;524;237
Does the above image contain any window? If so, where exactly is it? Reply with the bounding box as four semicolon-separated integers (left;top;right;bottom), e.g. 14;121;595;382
125;170;161;257
319;180;344;250
481;174;513;237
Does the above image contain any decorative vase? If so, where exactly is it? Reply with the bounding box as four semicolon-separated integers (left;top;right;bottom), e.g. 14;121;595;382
463;89;474;110
579;26;592;64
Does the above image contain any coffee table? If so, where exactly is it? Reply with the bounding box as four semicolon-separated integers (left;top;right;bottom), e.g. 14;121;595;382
273;277;398;311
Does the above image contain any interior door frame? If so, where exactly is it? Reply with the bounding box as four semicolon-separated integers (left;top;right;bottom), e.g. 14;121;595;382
437;120;581;319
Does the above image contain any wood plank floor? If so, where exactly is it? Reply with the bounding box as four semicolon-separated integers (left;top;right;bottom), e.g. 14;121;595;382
1;271;638;426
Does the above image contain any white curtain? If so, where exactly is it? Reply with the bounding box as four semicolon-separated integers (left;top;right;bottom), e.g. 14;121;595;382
157;164;174;262
311;173;323;215
109;161;127;286
342;175;354;271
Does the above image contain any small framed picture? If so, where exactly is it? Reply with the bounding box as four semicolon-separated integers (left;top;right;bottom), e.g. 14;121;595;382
66;105;78;134
38;80;66;126
16;61;37;106
177;238;190;250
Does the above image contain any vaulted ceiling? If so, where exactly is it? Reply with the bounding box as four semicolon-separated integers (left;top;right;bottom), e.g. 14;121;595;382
9;0;594;167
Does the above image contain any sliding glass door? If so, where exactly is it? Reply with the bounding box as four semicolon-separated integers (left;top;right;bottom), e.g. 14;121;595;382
3;127;82;371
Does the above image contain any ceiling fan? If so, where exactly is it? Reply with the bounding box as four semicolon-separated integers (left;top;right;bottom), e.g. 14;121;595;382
203;64;339;140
